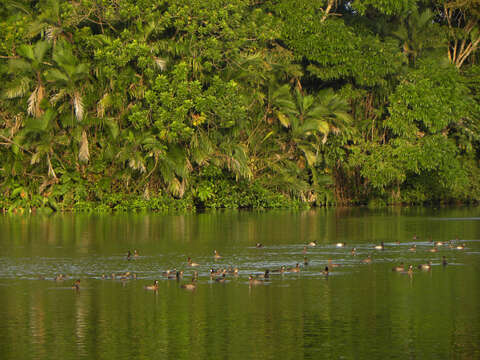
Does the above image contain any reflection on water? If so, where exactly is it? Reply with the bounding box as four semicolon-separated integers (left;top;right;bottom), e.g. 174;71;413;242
0;207;479;359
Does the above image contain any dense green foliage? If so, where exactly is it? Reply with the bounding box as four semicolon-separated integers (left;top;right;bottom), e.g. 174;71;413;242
1;0;479;212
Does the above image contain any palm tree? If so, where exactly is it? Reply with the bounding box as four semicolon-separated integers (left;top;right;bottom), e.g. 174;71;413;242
4;40;50;118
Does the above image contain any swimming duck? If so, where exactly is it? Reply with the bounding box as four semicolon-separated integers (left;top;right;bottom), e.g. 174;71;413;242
307;241;317;247
374;242;384;250
428;246;438;253
322;266;329;276
456;243;466;250
145;280;159;290
328;259;340;268
362;255;372;264
442;256;448;266
249;275;264;285
405;265;414;275
214;250;222;259
409;245;417;252
72;279;81;290
257;270;270;279
392;263;405;272
418;262;432;271
351;248;357;256
336;242;346;248
271;265;286;274
215;273;227;283
181;281;196;290
187;257;199;267
434;241;444;246
228;267;239;275
55;274;65;281
134;249;139;257
289;263;301;273
256;243;264;248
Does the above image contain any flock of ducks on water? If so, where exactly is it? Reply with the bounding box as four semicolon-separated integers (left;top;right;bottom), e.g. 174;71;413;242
52;235;467;291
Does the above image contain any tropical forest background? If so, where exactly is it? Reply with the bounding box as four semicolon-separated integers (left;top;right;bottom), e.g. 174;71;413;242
1;0;479;212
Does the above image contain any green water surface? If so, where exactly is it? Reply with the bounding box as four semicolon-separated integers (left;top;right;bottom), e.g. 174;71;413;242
0;207;479;359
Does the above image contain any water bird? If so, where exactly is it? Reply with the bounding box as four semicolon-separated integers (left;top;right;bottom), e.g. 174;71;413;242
304;257;309;265
145;280;159;291
215;273;227;283
307;241;317;247
181;280;197;290
72;279;81;290
214;250;222;259
322;266;329;276
187;257;199;267
328;259;340;268
257;270;270;279
418;262;432;271
392;263;405;272
228;267;239;275
249;275;264;285
413;234;418;240
288;263;301;273
271;265;286;274
428;246;438;253
55;274;65;281
456;243;466;250
256;243;263;248
434;241;444;246
374;242;384;250
442;256;448;266
409;245;417;252
336;242;346;248
134;249;139;257
403;265;414;275
303;246;307;254
351;248;357;256
362;255;372;264
126;250;132;260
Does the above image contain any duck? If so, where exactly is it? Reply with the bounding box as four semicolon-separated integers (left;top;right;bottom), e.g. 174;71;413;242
328;259;340;268
249;275;264;285
228;267;239;275
362;255;372;264
55;274;65;281
257;270;270;279
409;244;417;252
187;257;199;267
162;269;174;277
374;242;384;250
134;249;139;257
126;250;132;260
214;250;222;259
404;265;414;275
434;241;444;246
336;242;346;248
181;281;196;290
412;234;418;240
322;266;329;276
215;273;227;283
351;248;357;256
145;280;159;290
307;241;317;247
72;279;81;290
289;263;301;273
428;246;438;253
303;246;307;254
256;243;264;248
442;256;448;266
120;272;131;280
418;261;432;271
271;265;286;274
392;263;405;272
456;243;466;250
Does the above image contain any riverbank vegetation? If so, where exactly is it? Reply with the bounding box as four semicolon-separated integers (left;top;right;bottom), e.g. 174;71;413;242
1;0;479;212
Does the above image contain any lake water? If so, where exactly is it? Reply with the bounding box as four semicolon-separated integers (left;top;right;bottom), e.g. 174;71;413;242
0;207;479;359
